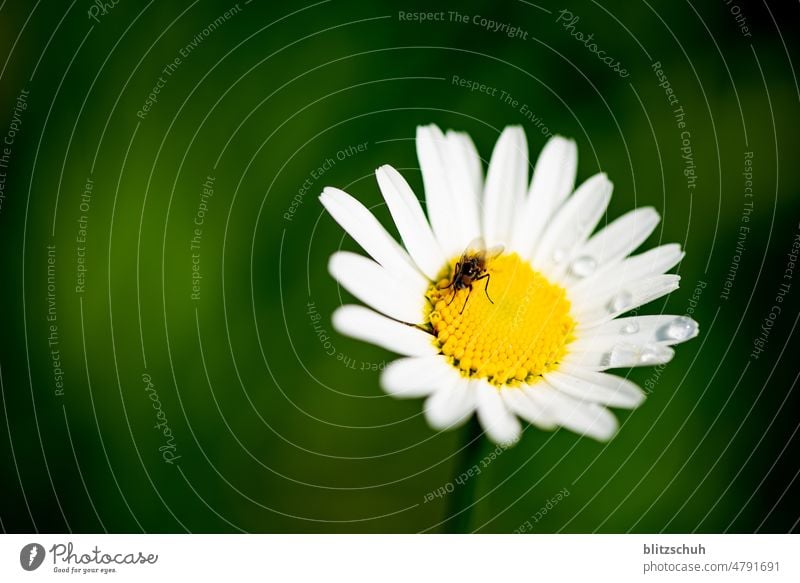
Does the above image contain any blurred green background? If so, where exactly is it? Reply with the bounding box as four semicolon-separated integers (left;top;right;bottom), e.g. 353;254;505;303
0;0;798;533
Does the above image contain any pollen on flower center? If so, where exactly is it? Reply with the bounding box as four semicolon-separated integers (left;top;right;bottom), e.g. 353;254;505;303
426;253;575;387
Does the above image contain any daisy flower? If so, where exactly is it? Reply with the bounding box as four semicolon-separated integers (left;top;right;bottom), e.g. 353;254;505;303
320;125;698;445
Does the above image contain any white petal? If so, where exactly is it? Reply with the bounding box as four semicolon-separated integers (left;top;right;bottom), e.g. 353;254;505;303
573;274;682;327
563;340;675;370
534;386;619;440
533;173;612;276
381;356;454;399
328;252;425;323
545;367;644;408
415;127;483;257
564;207;660;285
501;386;558;430
571;243;684;301
375;165;446;280
475;380;522;445
573;315;700;349
582;207;659;261
442;132;482;243
320;187;425;287
332;305;436;356
417;125;462;256
446;130;483;202
424;377;476;430
482;126;528;247
510;136;577;256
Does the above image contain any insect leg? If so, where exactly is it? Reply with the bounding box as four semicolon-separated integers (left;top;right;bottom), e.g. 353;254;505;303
474;273;494;304
438;262;460;290
460;285;473;315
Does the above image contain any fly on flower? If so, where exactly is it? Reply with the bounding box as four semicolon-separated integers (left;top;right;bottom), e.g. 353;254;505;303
438;237;504;315
320;124;699;445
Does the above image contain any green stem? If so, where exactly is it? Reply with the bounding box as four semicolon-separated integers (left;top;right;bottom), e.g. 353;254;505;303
444;416;484;533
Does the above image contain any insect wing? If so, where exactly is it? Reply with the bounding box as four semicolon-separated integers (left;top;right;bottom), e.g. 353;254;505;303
483;243;504;261
462;237;503;262
464;237;487;255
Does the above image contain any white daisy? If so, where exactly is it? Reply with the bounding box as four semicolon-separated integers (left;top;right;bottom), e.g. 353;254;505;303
320;124;699;445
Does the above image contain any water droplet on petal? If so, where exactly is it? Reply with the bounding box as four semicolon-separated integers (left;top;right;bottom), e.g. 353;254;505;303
552;248;567;263
608;342;674;367
621;320;639;335
661;316;697;341
639;343;674;365
570;255;597;278
607;291;633;314
608;344;639;367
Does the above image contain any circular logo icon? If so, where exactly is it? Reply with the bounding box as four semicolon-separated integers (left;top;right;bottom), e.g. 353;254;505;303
19;543;46;571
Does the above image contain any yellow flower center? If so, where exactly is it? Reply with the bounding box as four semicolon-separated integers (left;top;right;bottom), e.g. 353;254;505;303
426;253;575;387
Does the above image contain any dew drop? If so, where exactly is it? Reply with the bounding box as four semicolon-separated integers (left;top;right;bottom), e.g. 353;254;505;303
639;343;674;365
552;248;567;263
621;320;639;335
570;255;598;278
608;344;639;367
608;342;673;367
662;316;697;342
607;291;633;314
